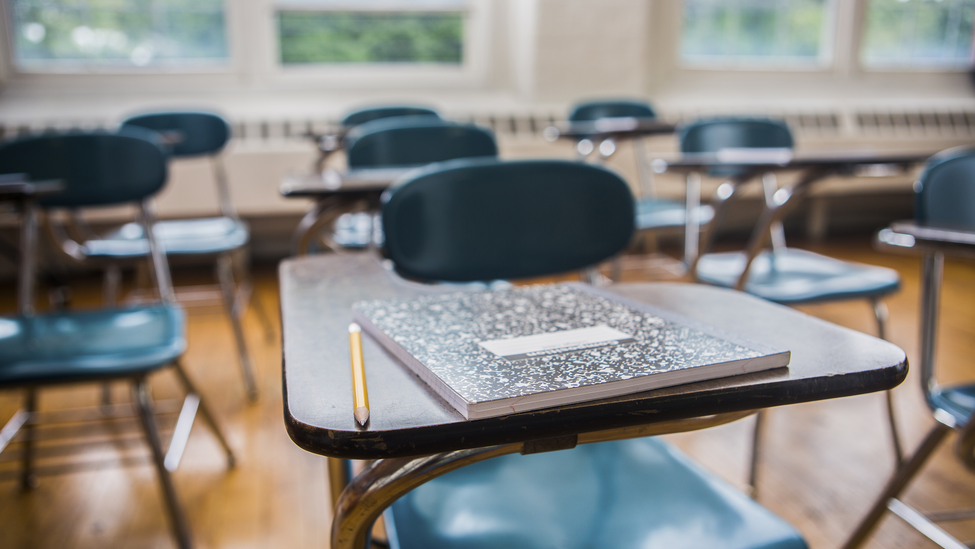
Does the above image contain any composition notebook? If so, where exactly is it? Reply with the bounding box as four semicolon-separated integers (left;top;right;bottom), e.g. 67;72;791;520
352;283;790;420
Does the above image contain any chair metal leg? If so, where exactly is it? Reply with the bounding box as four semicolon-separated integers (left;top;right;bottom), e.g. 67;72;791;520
20;389;38;490
871;298;904;465
217;254;259;402
100;263;119;409
328;457;354;510
172;361;236;468
842;422;952;549
887;499;969;549
132;379;193;549
748;409;766;499
238;267;276;344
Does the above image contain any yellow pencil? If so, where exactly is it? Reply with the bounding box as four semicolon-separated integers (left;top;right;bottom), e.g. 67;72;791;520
348;323;370;426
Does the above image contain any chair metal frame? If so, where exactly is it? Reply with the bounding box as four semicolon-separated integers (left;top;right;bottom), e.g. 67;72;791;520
682;118;904;497
293;117;497;256
843;150;975;549
567;100;712;276
0;168;235;549
43;112;275;402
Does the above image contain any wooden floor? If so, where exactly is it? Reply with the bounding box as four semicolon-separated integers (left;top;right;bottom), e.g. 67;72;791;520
1;237;974;548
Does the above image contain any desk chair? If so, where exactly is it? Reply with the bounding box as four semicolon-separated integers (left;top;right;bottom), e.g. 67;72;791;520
344;116;496;169
686;117;903;496
341;105;439;128
312;105;441;172
111;112;266;402
844;147;975;549
308;117;497;253
375;157;808;549
0;130;235;549
569;99;714;275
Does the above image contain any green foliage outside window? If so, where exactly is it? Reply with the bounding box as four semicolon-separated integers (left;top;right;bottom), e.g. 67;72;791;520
862;0;974;68
277;11;463;65
13;0;228;67
681;0;827;64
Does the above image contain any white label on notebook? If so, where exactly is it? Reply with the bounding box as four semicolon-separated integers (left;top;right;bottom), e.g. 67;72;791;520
478;325;636;361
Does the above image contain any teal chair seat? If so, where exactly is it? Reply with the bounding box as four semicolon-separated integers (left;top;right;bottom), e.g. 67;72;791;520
93;217;249;258
695;249;901;305
387;437;807;549
930;386;975;428
636;197;715;231
0;306;185;385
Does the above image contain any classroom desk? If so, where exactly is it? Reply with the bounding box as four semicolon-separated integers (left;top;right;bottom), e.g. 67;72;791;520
543;118;677;144
280;253;908;549
280;167;414;255
650;149;935;268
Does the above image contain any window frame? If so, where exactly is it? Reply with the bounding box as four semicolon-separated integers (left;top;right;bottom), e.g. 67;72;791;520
857;0;975;73
0;0;491;89
673;0;973;74
4;0;239;75
267;0;491;89
677;0;840;72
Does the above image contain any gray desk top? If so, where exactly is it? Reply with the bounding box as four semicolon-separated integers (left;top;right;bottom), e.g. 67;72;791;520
545;118;677;141
279;167;415;198
651;149;934;173
281;254;907;459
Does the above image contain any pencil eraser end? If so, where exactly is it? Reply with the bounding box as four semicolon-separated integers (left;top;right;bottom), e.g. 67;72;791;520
349;323;361;333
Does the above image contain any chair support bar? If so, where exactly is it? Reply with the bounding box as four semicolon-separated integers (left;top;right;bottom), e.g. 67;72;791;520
887;499;969;549
0;409;29;455
331;411;754;549
842;422;952;549
164;393;200;472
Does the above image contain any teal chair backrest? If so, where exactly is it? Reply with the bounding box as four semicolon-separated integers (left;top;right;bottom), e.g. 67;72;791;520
382;158;635;282
679;117;794;178
122;111;231;158
0;128;168;208
341;106;440;128
344;117;497;169
915;147;975;230
679;117;794;153
569;100;656;122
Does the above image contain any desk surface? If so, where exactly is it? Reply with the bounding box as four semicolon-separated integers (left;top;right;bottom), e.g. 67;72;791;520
652;149;934;173
0;178;63;199
281;254;907;460
280;167;413;198
545;118;676;142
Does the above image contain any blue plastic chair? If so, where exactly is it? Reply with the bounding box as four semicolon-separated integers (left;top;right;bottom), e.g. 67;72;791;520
318;116;497;251
376;157;808;549
0;130;235;549
310;105;442;174
115;111;266;402
568;99;657;122
344;116;497;170
845;147;975;549
341;105;440;128
685;117;903;495
568;100;714;273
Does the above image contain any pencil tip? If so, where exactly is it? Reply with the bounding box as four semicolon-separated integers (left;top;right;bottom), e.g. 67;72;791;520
354;407;370;426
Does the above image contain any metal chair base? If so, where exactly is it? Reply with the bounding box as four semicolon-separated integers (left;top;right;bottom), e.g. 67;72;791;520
0;365;235;549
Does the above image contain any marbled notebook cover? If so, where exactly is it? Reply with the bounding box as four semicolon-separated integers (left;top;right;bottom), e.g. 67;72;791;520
352;283;789;419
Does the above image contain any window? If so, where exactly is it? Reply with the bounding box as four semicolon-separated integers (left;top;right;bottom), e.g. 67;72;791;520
10;0;229;69
276;0;468;66
680;0;832;68
861;0;975;69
